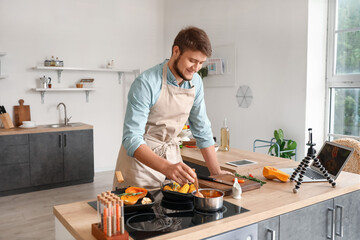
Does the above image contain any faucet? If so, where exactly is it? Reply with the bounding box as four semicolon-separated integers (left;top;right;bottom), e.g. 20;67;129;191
57;102;71;125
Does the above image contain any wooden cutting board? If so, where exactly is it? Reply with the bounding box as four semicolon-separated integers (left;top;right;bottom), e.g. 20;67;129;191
198;174;261;196
14;99;31;127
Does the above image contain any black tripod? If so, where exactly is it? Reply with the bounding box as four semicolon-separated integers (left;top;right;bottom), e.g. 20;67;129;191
290;128;336;193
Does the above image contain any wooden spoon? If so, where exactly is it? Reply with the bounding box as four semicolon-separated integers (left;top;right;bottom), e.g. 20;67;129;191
192;168;204;198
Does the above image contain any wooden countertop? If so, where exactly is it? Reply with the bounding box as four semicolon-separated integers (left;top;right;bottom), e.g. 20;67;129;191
53;148;360;240
0;123;93;136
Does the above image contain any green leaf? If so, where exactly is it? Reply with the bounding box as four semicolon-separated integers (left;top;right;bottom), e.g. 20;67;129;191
278;129;284;141
274;130;279;141
268;144;276;154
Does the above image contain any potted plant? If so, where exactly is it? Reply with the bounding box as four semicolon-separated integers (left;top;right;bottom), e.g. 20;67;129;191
268;129;297;159
198;67;208;78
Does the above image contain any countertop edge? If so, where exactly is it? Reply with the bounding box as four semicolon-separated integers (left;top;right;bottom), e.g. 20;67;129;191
0;123;93;135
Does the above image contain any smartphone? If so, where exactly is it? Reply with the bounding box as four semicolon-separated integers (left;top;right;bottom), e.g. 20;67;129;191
226;159;257;167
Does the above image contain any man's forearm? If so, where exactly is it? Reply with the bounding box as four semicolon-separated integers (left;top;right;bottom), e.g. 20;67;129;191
133;144;170;174
200;145;222;175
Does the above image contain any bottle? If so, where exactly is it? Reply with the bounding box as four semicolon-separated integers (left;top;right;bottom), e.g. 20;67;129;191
232;178;242;199
219;118;229;151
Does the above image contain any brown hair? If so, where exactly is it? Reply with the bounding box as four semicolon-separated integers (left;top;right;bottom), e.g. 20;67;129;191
172;26;212;57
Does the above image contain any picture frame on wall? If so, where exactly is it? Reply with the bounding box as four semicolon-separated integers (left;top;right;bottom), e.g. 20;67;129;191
203;44;236;88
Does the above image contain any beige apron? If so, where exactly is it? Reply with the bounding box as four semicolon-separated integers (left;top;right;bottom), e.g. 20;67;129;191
113;62;195;190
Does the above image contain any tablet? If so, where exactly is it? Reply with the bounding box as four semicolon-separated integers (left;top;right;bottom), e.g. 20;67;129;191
226;159;257;167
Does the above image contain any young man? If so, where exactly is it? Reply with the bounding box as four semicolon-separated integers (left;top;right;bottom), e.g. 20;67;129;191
113;26;228;189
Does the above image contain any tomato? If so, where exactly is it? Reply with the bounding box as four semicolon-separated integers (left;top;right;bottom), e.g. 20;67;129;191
249;174;254;178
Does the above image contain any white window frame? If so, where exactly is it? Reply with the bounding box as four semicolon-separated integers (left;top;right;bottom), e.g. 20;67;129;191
325;0;360;141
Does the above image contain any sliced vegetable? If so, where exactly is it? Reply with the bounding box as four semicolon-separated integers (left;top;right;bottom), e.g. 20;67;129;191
232;178;245;183
125;187;147;199
172;182;181;191
235;173;266;186
188;183;195;193
120;194;140;205
163;185;173;191
178;183;190;193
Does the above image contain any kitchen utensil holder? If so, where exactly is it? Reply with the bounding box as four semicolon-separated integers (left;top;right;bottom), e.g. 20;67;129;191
91;223;129;240
0;113;14;129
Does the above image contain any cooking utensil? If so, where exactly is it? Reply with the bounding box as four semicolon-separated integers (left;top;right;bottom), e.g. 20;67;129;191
161;179;193;202
192;188;224;212
198;175;234;186
112;188;155;213
0;105;14;129
14;99;31;127
198;174;261;196
192;168;204;198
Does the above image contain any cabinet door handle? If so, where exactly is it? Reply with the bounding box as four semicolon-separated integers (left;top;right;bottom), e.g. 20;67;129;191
335;205;344;237
58;134;62;148
267;228;276;240
64;134;67;147
327;208;335;240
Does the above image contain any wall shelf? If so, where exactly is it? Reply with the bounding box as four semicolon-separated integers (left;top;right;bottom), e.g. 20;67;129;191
0;52;6;79
33;66;140;84
33;88;96;104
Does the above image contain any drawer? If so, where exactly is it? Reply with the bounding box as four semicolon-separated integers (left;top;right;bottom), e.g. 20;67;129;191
0;134;29;165
0;163;31;191
0;134;28;145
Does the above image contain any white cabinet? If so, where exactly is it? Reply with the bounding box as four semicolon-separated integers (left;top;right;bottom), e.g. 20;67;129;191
0;52;7;79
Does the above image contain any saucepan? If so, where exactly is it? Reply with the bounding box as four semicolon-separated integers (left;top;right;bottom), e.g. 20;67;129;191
192;188;224;212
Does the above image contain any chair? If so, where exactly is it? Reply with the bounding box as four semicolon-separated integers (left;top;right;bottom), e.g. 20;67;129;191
333;138;360;174
253;138;297;160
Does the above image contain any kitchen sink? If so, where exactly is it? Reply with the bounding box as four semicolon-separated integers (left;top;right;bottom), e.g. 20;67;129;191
44;122;83;128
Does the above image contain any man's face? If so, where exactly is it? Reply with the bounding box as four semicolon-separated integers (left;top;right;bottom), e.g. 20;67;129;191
172;47;207;81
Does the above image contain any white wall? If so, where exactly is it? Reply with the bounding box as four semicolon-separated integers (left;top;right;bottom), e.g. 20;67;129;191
306;0;328;154
164;0;326;160
0;0;328;172
0;0;165;172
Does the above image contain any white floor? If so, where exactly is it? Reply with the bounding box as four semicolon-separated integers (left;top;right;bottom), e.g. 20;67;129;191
0;171;114;240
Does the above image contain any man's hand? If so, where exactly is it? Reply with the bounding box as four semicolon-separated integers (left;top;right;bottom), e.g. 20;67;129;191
165;162;196;185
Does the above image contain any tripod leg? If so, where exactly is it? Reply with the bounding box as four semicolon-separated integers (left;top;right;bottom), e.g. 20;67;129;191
290;156;309;182
293;157;311;193
315;158;336;187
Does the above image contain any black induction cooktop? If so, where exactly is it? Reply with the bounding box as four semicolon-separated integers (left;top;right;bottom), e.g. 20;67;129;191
89;190;249;240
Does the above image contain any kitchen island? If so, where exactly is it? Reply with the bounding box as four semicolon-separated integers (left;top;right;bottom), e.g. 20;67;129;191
53;148;360;240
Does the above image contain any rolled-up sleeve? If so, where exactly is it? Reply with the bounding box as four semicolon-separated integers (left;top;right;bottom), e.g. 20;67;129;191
122;76;152;157
188;76;215;149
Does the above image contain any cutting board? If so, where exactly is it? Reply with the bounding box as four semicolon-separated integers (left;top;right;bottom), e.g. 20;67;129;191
198;174;261;196
14;99;31;127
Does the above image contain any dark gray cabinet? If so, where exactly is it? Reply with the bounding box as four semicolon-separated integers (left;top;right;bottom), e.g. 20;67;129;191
29;129;94;185
29;132;64;186
0;134;30;191
63;130;94;182
0;129;94;196
258;216;279;240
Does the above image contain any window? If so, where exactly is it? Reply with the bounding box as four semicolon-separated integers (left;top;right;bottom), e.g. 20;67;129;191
327;0;360;140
